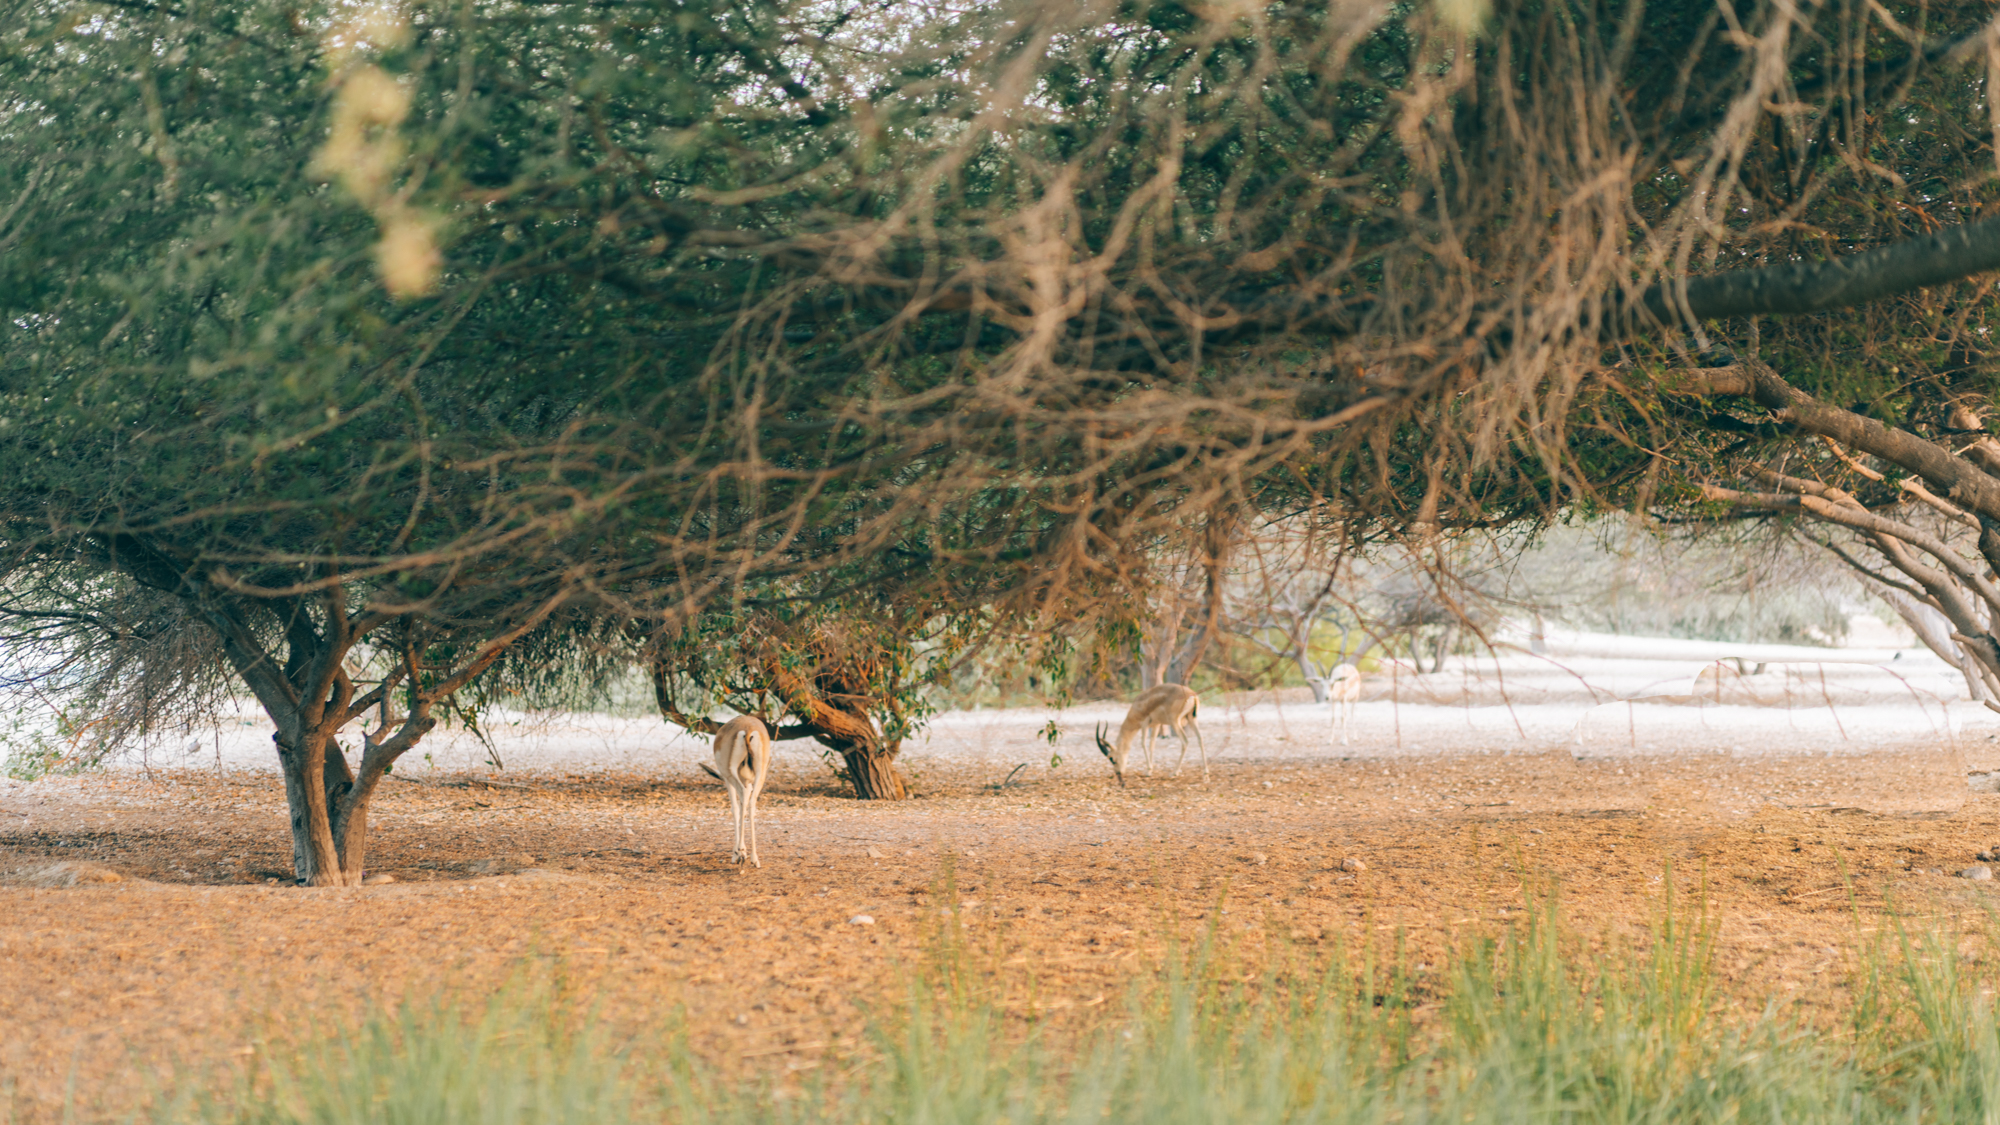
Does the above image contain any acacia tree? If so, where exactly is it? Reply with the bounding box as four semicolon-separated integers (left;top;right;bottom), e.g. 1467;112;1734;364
644;595;982;800
0;0;940;862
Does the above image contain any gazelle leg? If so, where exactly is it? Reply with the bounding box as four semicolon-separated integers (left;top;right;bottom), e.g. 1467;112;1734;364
746;781;761;868
1192;719;1208;780
728;783;746;863
1173;722;1191;773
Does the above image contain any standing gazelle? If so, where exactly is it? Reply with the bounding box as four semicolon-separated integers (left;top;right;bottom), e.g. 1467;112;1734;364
712;715;773;867
1326;663;1361;746
1094;683;1206;785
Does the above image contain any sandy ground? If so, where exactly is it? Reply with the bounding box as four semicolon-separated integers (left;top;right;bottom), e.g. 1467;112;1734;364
9;633;2000;1120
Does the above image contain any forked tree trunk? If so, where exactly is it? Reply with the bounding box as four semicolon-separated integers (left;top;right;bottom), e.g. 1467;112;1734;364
274;725;351;885
274;712;433;885
175;574;534;888
764;666;914;801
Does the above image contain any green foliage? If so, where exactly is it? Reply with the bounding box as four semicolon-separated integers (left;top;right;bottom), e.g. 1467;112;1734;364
0;716;83;781
0;688;128;780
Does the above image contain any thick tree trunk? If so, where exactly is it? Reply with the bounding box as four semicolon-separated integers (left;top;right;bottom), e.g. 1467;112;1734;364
332;799;369;882
274;730;313;880
841;747;909;800
764;666;912;800
275;726;350;886
277;724;420;886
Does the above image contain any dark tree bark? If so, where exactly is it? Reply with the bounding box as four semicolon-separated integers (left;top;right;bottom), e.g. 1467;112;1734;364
796;691;910;802
1677;364;2000;525
840;747;909;800
1632;216;2000;331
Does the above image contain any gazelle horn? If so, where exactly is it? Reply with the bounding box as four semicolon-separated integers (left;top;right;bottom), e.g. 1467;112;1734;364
1094;721;1125;787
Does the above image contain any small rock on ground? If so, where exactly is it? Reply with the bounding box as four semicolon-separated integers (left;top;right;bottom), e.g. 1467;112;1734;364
1963;866;1994;881
1340;857;1368;873
849;914;875;925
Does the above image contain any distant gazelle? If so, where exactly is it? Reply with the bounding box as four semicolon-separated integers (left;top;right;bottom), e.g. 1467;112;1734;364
1327;663;1362;746
711;715;773;867
1094;683;1206;785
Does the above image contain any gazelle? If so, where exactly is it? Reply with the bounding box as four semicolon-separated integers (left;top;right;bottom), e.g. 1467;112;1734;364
1094;683;1206;785
1326;663;1361;746
711;715;773;867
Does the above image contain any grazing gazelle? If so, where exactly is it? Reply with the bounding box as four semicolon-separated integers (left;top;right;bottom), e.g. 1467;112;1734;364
1094;683;1206;785
711;715;773;867
1326;663;1362;746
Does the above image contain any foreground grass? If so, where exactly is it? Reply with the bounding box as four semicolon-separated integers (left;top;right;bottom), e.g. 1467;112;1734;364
152;883;2000;1124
